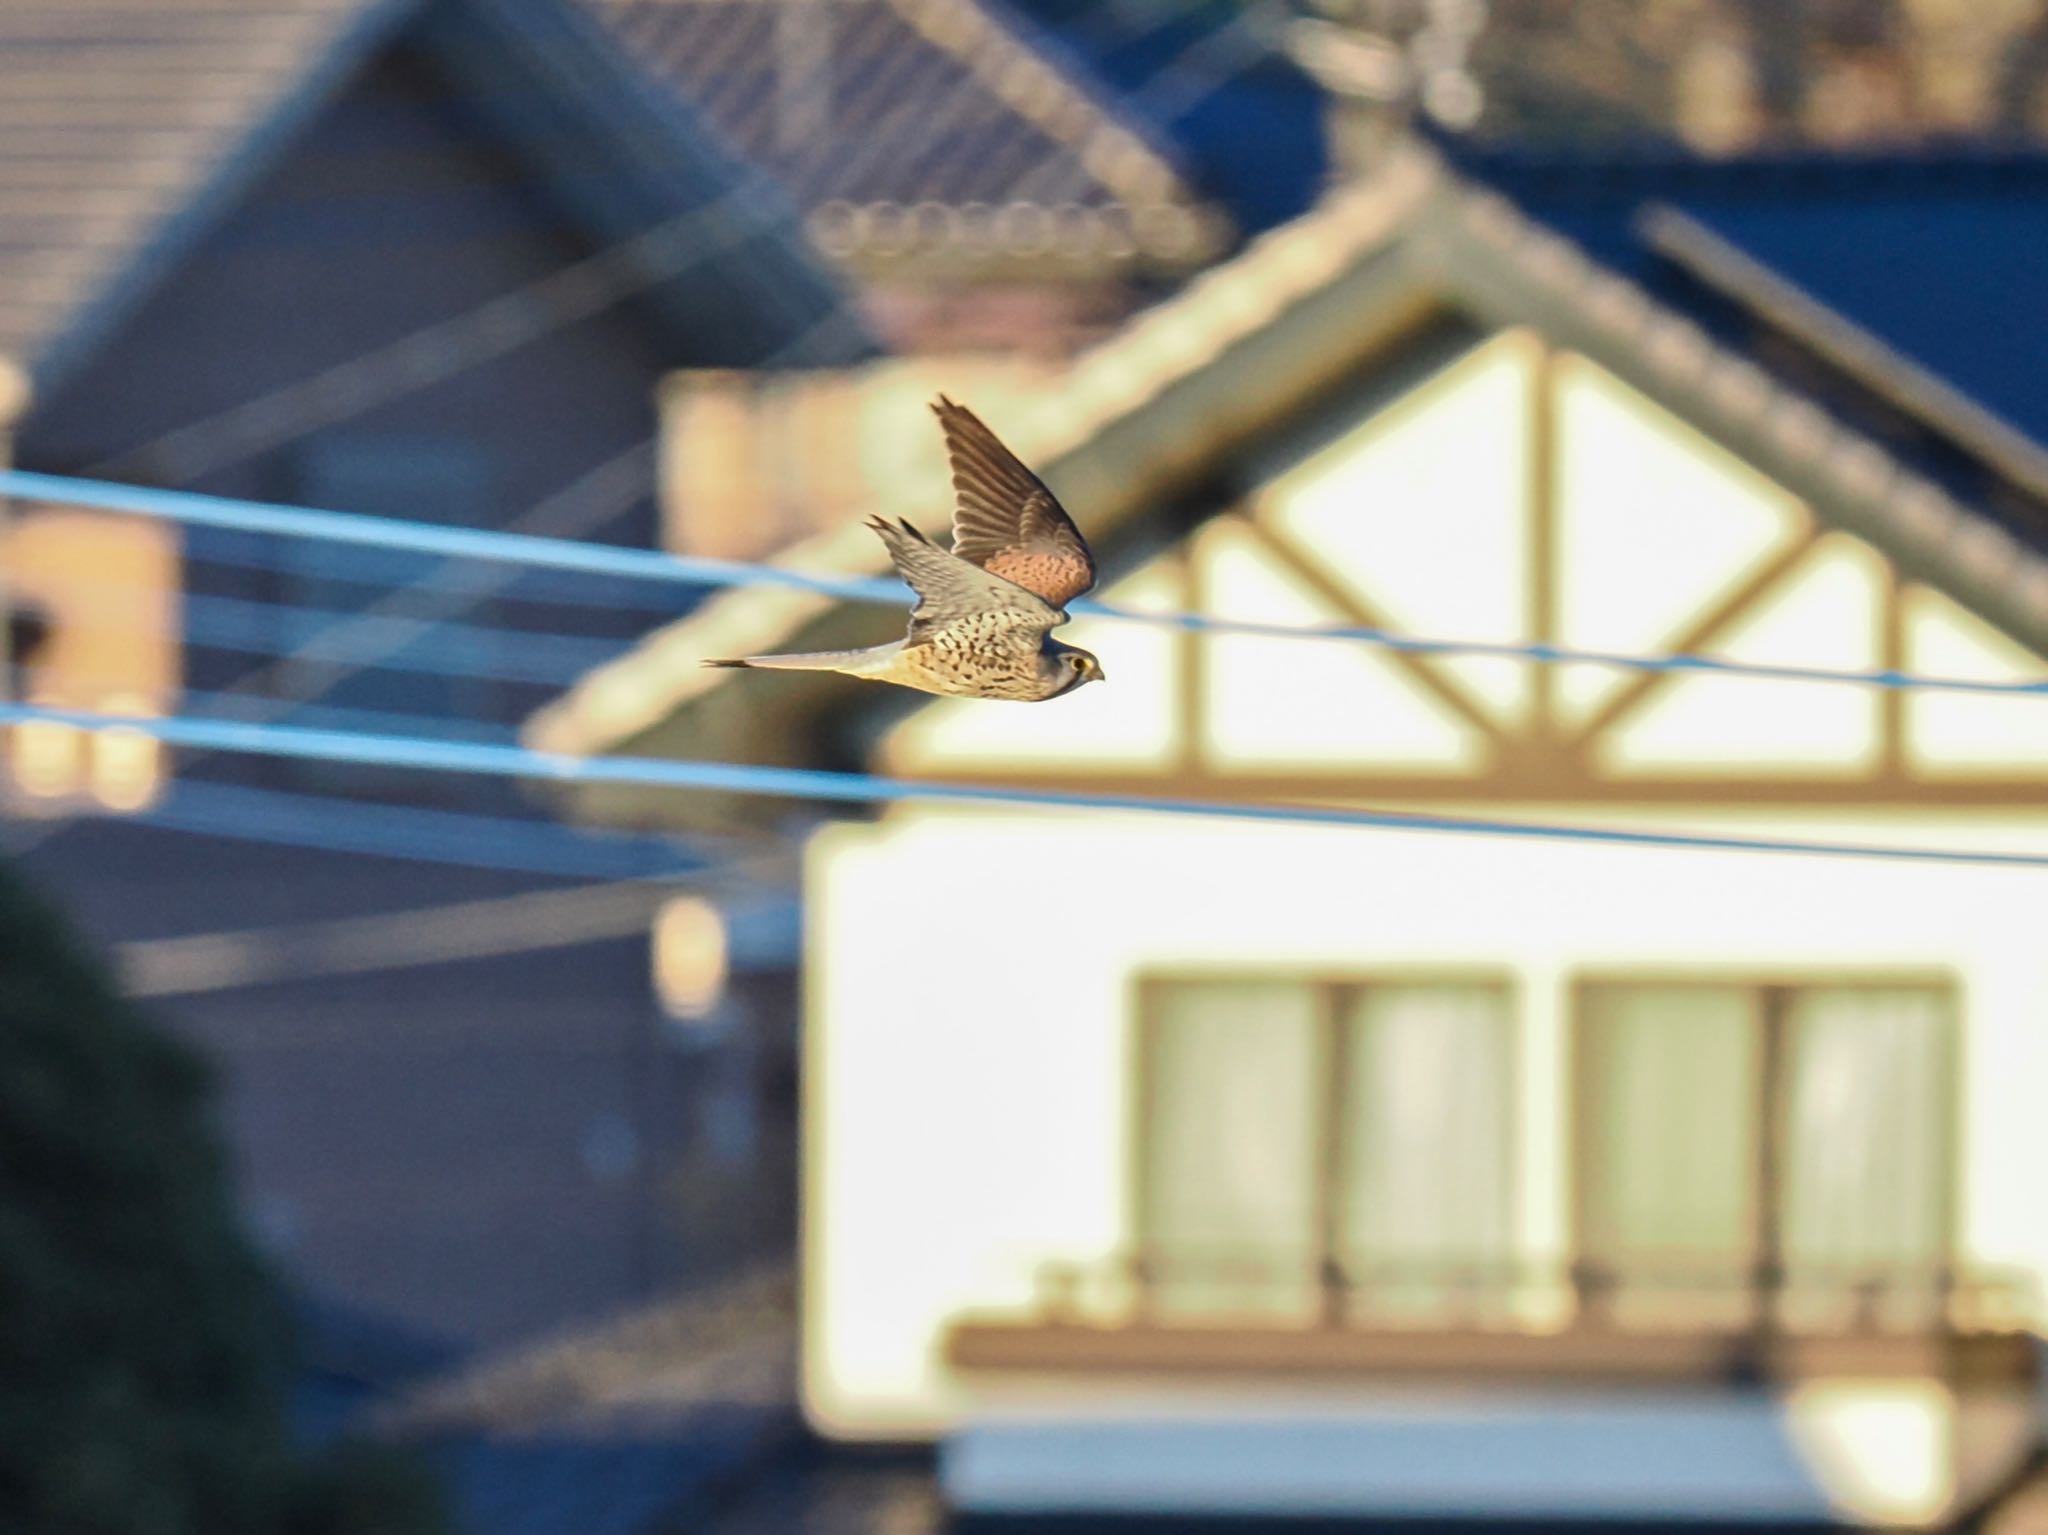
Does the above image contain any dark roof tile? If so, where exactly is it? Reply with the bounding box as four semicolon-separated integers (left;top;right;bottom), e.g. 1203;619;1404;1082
0;1;363;370
0;0;878;386
592;0;1227;266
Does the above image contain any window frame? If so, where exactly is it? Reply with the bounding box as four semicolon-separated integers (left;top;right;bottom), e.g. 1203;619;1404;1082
1127;968;1519;1318
1567;968;1963;1327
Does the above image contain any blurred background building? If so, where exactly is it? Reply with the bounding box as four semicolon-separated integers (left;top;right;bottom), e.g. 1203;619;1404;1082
0;0;874;1362
1292;0;2048;154
5;1;2048;1532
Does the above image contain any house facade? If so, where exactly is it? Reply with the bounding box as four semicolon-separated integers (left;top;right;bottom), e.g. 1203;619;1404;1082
0;0;871;1348
533;141;2048;1527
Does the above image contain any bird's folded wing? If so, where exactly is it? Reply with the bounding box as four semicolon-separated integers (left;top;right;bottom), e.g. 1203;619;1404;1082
932;396;1097;607
867;517;1059;646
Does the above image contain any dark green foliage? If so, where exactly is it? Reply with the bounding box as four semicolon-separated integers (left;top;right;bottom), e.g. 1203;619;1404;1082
0;864;450;1535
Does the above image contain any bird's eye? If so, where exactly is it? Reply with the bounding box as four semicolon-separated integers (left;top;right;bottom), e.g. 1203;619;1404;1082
1070;655;1088;671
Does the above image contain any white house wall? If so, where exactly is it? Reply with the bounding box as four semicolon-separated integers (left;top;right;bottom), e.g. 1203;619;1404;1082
807;328;2048;1441
882;334;2045;791
802;805;2048;1437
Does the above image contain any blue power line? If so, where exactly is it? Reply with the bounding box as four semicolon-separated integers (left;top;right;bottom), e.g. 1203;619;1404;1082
181;524;683;614
50;584;628;686
8;466;2047;699
72;778;708;881
175;590;622;685
0;468;903;601
178;686;522;743
14;704;2048;873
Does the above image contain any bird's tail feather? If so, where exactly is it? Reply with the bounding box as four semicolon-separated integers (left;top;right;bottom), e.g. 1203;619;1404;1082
700;645;897;675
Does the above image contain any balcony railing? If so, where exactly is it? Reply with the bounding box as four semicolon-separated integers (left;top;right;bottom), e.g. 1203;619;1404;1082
944;1251;2042;1386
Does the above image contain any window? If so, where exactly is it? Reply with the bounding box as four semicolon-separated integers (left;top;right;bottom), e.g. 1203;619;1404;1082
281;436;491;790
1574;979;1953;1332
3;507;179;812
1137;975;1514;1324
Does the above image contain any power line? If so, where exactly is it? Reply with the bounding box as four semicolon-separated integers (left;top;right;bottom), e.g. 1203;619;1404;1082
1127;1;1299;127
117;880;680;1000
22;1;1285;717
46;584;626;686
112;843;800;999
180;685;519;742
183;523;681;613
198;438;669;709
0;464;899;593
10;466;2048;700
84;187;826;489
14;704;2048;873
1;307;865;855
52;777;713;883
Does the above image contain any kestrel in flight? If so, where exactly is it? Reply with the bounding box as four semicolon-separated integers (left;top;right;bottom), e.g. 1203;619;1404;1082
704;396;1104;701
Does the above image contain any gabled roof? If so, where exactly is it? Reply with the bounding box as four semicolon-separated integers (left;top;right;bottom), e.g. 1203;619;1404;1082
591;0;1230;274
525;140;2048;824
0;0;873;399
0;0;373;381
1438;139;2048;539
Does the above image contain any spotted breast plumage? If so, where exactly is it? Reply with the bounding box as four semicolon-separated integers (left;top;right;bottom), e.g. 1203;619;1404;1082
702;396;1106;701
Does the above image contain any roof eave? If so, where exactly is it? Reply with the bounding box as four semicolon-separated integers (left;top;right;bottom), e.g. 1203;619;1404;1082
1426;185;2048;658
1638;202;2048;509
813;202;1235;284
527;144;2048;827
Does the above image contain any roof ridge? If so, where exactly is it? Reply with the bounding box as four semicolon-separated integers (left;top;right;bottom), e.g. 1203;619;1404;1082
878;0;1200;212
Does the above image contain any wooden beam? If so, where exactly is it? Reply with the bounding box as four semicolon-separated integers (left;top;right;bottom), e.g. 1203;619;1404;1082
1880;564;1908;777
944;1317;2037;1386
1560;527;1821;753
901;766;2048;807
1176;543;1205;777
1247;517;1507;745
1527;340;1559;739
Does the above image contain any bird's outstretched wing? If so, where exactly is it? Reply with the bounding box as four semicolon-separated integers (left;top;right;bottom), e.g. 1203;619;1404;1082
866;517;1060;649
931;395;1096;607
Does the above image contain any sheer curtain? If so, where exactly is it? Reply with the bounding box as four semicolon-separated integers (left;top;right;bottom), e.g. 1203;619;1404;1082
1578;985;1761;1327
1142;980;1321;1320
1336;984;1512;1321
1778;986;1950;1327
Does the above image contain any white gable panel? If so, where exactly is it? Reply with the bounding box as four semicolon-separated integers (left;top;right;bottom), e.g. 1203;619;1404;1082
1198;523;1483;771
881;563;1184;773
1905;586;2048;774
1600;536;1884;773
1556;358;1809;725
1258;333;1533;721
